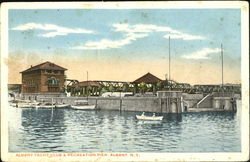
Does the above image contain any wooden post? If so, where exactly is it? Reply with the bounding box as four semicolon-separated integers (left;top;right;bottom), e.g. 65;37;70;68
96;98;98;109
167;97;169;113
120;98;122;112
165;98;168;113
160;98;162;113
177;98;180;113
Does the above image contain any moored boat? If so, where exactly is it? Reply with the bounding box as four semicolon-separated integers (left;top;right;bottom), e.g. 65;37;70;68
70;100;96;110
14;100;40;108
55;103;70;108
35;103;55;109
136;112;163;121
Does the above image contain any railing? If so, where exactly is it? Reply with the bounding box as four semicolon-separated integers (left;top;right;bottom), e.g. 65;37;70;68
47;83;59;87
196;93;211;108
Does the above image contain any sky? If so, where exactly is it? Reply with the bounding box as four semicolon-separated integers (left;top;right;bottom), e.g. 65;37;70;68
8;9;241;85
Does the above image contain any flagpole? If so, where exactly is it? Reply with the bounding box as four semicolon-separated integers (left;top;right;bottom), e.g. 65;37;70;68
87;71;88;101
169;36;171;91
221;44;224;88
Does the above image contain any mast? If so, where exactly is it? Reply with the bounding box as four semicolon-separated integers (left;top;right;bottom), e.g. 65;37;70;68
221;44;224;88
169;36;171;90
87;71;88;101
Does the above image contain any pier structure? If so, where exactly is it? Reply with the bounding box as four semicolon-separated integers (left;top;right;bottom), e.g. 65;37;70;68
37;91;183;114
67;79;241;97
37;90;238;113
16;61;241;113
131;72;163;95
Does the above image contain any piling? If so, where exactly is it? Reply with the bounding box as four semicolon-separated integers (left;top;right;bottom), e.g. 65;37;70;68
119;98;122;112
160;98;162;113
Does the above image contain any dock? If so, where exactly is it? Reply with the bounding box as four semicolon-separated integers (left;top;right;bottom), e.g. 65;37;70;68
21;91;240;114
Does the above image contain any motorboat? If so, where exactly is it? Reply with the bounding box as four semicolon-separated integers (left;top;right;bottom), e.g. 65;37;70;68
136;112;163;121
71;100;96;110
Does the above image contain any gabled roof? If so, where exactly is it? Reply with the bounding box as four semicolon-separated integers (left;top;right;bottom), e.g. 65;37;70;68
20;61;67;73
132;72;162;84
71;81;101;87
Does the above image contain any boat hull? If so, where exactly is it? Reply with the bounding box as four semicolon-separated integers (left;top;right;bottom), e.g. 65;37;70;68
17;103;40;108
17;104;35;108
71;105;96;110
35;105;55;108
55;104;70;108
136;115;163;121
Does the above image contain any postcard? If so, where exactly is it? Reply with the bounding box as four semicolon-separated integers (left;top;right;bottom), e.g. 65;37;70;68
1;1;249;161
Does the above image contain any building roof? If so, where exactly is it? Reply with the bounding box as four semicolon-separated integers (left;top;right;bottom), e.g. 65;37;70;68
71;81;102;87
20;61;67;73
132;72;162;84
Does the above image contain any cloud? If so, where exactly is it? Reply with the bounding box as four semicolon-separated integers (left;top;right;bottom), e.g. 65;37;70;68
181;48;221;60
113;23;180;33
114;23;204;40
164;34;205;40
12;23;94;37
72;33;148;50
72;23;205;50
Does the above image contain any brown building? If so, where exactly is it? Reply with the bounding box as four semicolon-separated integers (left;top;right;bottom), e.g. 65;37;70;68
20;61;67;94
132;72;162;84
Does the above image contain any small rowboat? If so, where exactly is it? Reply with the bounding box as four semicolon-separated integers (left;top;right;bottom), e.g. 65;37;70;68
136;112;163;121
35;103;55;109
55;104;70;108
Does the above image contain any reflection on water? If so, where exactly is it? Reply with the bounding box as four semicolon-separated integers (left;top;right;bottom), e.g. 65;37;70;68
9;107;241;152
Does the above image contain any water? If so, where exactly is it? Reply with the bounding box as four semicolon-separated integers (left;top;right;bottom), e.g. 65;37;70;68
9;106;241;152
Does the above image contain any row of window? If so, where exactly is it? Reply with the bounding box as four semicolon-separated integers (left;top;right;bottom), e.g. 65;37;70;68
22;79;37;85
23;77;60;86
41;69;64;74
23;87;37;93
23;87;60;93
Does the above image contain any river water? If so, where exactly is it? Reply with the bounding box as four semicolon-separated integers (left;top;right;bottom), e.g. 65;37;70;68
9;106;241;152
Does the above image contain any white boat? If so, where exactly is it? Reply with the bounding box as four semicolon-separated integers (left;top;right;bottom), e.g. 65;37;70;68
136;112;163;121
15;100;40;108
35;103;55;108
55;104;70;108
71;100;96;110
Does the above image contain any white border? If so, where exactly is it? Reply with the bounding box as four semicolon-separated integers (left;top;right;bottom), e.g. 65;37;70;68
1;1;249;161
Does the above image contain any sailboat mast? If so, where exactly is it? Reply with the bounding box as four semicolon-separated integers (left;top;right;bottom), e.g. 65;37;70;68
87;71;88;101
169;36;171;90
221;44;224;87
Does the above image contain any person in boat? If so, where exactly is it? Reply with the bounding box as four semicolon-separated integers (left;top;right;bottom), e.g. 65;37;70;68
153;113;155;117
142;112;145;116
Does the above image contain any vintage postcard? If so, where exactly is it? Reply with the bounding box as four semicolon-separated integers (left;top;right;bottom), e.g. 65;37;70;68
1;1;249;161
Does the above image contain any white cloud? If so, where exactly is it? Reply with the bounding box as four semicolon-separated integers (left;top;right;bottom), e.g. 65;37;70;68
164;34;205;40
12;23;94;37
113;23;180;34
72;23;205;50
72;33;148;50
181;48;221;60
113;23;204;40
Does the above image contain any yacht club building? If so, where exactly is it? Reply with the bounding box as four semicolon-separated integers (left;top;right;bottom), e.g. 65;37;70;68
20;61;67;99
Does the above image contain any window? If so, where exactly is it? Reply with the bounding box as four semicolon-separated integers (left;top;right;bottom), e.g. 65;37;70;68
47;77;59;86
